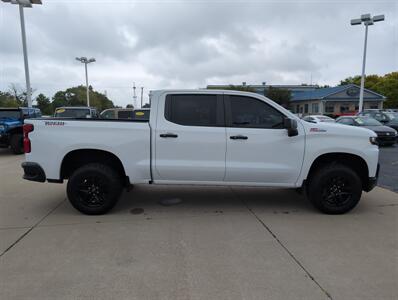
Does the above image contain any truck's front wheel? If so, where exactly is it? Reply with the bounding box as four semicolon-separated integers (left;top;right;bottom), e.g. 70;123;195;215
308;163;362;214
67;163;123;215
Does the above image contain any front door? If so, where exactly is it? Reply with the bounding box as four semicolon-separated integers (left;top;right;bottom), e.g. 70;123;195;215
154;93;226;182
224;95;305;185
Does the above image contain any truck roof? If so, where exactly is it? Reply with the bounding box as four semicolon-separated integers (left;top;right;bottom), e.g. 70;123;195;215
56;106;96;109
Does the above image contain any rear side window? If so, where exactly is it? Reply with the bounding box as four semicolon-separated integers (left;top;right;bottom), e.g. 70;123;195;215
118;110;133;119
165;94;220;127
338;118;354;125
228;96;284;129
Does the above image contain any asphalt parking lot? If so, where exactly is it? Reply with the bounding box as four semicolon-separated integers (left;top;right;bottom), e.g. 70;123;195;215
0;149;397;300
378;145;398;192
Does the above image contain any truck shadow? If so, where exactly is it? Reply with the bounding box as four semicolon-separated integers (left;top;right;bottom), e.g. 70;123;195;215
113;184;315;215
0;148;18;157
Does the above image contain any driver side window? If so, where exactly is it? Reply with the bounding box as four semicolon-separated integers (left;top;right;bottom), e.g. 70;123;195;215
228;96;284;129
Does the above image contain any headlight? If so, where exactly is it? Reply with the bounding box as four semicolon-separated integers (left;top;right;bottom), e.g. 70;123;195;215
0;125;5;131
369;137;378;145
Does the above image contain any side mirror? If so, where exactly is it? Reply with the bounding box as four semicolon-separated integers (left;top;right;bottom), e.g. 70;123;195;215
284;118;299;137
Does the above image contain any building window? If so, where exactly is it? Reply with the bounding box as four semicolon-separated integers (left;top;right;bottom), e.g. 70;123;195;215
340;104;350;113
325;103;334;113
304;104;309;113
311;103;319;113
296;105;300;113
369;104;379;109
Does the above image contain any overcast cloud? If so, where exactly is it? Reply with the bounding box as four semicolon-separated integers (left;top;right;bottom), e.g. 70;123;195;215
0;0;397;107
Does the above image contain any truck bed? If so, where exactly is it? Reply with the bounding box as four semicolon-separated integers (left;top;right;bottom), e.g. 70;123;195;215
24;118;151;183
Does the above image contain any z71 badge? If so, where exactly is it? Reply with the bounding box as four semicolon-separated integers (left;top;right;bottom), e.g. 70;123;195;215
45;121;65;126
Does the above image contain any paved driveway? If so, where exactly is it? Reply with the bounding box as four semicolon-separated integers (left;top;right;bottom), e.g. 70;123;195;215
0;149;397;300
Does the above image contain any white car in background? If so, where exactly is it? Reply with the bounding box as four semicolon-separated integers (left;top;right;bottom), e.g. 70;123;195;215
303;115;335;123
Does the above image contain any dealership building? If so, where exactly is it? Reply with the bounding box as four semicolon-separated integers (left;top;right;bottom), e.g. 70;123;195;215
206;83;385;116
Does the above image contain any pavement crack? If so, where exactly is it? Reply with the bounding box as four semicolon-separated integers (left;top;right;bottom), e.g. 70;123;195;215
229;187;332;300
0;198;66;258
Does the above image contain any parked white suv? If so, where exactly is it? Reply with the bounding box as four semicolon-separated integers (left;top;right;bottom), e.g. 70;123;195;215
22;90;379;215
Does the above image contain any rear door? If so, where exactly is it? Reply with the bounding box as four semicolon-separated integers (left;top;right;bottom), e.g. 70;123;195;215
154;93;226;182
224;94;305;185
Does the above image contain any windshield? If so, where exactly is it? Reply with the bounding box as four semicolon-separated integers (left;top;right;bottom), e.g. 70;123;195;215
318;117;334;122
385;112;398;120
0;110;20;119
55;108;90;118
354;117;382;126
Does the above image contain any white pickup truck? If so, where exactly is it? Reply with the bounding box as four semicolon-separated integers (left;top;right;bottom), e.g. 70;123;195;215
21;90;380;215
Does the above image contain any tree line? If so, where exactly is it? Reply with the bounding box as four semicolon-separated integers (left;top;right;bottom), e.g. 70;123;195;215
0;85;115;115
1;72;397;114
208;72;398;108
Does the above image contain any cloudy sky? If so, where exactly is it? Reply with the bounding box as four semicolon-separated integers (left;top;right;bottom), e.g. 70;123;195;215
0;0;397;107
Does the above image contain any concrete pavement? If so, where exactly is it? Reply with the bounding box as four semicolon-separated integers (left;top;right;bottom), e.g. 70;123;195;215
0;149;397;300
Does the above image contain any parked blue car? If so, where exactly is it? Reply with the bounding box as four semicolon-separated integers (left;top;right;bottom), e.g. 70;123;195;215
0;107;41;154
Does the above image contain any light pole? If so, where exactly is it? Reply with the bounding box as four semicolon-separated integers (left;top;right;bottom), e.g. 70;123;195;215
75;57;96;107
2;0;42;108
351;13;385;113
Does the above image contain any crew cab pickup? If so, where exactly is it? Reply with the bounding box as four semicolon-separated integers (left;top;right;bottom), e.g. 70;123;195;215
21;90;380;215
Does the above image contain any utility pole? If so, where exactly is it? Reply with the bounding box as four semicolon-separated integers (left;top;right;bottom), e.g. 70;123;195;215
140;87;144;108
133;83;137;108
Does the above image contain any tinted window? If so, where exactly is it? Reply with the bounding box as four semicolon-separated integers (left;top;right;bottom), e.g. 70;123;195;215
118;110;134;119
337;118;354;125
229;96;284;129
165;94;218;126
0;110;20;119
101;110;114;119
55;108;90;118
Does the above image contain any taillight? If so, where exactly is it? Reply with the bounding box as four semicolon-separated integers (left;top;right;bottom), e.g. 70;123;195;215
23;123;34;153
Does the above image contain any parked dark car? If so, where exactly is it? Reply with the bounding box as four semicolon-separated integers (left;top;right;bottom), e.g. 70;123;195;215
336;116;397;146
0;107;41;154
358;110;392;124
383;112;398;131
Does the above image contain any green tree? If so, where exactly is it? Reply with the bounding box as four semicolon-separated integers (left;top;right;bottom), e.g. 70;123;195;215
35;93;52;115
51;85;114;112
340;72;398;108
0;91;20;107
265;86;291;108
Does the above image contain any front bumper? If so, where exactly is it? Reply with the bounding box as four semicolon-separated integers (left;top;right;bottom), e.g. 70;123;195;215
21;162;46;183
377;135;397;145
364;163;380;192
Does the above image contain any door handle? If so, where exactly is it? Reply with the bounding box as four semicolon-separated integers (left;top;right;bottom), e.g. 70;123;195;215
160;133;178;138
230;135;248;140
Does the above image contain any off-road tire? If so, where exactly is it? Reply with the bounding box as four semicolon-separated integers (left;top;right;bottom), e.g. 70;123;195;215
308;163;362;214
67;163;123;215
10;134;24;154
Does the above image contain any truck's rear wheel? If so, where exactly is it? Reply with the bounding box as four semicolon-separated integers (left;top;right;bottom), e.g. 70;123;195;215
308;163;362;214
67;163;123;215
10;134;24;154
